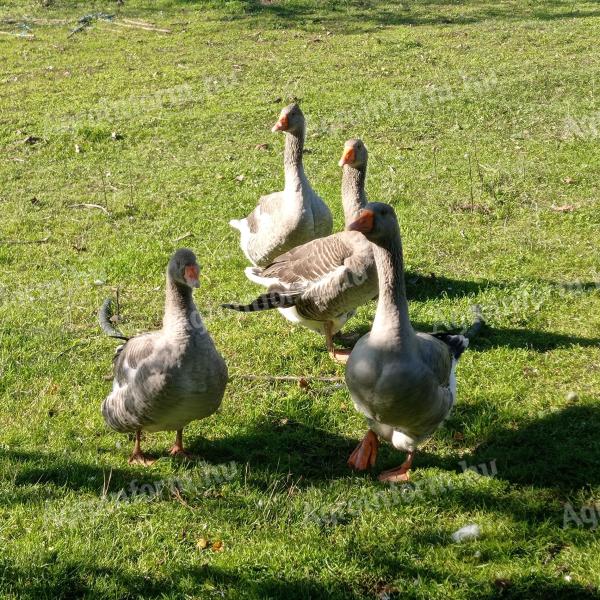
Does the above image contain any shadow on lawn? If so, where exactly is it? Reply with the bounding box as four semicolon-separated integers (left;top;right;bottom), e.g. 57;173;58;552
0;448;134;505
346;319;600;354
468;324;600;352
0;420;357;504
0;558;365;599
350;546;600;599
4;403;600;501
2;551;598;600
173;0;600;32
411;405;600;493
346;272;600;352
189;418;356;485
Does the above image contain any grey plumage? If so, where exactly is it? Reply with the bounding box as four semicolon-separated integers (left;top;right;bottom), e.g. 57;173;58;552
224;139;376;355
345;203;483;480
100;249;228;450
229;103;332;267
223;231;377;328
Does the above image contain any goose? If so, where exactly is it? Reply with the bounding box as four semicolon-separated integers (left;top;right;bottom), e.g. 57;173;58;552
344;203;483;481
99;248;228;465
222;139;377;362
229;103;332;266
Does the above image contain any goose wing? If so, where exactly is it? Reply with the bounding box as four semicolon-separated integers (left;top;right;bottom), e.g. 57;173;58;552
262;231;375;317
112;333;158;388
246;191;285;234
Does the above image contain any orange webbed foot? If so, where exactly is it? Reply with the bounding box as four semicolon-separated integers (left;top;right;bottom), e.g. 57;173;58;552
378;451;415;483
347;430;379;471
168;445;194;460
378;466;411;482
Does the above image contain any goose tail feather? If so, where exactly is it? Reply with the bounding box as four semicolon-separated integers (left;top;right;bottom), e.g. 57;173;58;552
98;298;129;341
465;304;485;340
221;290;299;312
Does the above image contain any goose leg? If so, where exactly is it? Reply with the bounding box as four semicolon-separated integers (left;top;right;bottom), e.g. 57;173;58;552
347;430;379;471
326;322;351;364
169;429;193;459
378;451;415;483
128;430;156;466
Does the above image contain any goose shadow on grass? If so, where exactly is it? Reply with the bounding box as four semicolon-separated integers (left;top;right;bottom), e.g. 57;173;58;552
348;542;600;600
188;419;357;486
0;448;142;506
0;421;359;505
409;405;600;493
343;318;600;353
341;272;600;351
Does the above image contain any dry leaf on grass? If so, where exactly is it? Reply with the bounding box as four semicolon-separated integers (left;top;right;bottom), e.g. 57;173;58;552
550;204;574;212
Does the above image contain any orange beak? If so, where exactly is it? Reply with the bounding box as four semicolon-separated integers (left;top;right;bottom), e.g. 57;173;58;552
348;209;374;233
338;146;356;167
184;264;200;288
271;114;289;132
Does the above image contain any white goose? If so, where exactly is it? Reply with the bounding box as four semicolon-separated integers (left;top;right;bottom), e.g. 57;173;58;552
99;249;228;465
223;140;378;362
229;103;332;267
344;203;483;481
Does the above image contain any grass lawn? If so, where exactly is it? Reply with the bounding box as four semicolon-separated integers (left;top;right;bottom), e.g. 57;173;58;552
1;0;600;597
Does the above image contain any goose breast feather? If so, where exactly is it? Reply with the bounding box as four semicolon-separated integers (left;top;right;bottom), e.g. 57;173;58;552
346;334;454;443
103;330;227;434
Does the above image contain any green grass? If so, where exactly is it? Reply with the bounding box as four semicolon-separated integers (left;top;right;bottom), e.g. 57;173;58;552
1;0;600;597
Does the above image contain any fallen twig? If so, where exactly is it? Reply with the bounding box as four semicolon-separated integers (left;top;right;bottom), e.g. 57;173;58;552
0;235;50;245
235;375;344;383
102;468;113;500
0;30;34;38
70;203;109;215
1;18;69;25
111;20;171;33
172;487;197;512
551;204;575;213
68;13;114;38
174;231;193;242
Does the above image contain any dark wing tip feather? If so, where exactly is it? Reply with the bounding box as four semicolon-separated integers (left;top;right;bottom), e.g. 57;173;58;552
432;333;469;360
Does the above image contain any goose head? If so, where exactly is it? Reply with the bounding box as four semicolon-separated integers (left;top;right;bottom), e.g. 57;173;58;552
348;202;398;246
338;138;368;169
168;248;201;289
272;103;304;135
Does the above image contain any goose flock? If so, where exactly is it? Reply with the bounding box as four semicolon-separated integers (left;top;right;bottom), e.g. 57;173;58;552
99;103;483;481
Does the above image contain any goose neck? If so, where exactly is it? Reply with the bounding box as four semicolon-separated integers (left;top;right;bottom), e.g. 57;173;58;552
283;129;307;194
370;231;414;345
341;164;367;227
163;276;200;333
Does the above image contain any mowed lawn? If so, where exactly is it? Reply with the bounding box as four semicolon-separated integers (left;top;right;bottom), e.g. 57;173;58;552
1;0;600;598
